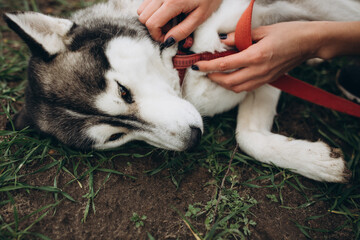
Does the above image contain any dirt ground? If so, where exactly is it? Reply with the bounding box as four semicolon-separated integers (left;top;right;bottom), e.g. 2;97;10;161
0;101;354;240
0;0;357;239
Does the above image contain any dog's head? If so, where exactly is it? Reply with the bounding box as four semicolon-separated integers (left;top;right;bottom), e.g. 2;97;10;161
4;7;203;151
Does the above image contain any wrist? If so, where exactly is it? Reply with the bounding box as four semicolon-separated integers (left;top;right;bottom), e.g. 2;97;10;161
313;21;360;60
290;22;325;60
313;21;339;59
298;22;331;60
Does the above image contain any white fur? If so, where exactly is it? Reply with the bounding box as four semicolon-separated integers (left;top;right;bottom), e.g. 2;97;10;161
96;36;203;150
182;0;359;182
5;12;73;55
8;0;360;182
88;124;129;148
57;0;360;181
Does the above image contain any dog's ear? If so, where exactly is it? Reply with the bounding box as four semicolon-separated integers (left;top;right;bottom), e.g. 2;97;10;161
6;107;33;131
3;12;74;60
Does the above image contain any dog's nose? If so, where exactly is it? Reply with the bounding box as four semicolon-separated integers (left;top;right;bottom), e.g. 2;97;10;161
186;127;202;151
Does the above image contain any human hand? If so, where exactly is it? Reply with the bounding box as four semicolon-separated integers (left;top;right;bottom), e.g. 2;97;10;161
195;21;320;92
137;0;222;44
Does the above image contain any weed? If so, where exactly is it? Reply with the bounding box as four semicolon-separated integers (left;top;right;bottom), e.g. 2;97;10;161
183;188;257;239
184;152;258;239
131;212;147;228
185;204;202;219
266;194;279;203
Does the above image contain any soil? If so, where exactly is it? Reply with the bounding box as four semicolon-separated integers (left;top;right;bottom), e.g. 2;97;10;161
0;1;356;239
0;86;354;240
0;150;353;240
0;132;353;240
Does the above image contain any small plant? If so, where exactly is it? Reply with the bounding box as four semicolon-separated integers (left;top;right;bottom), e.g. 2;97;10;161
131;212;147;228
185;204;202;219
185;189;257;238
266;194;279;203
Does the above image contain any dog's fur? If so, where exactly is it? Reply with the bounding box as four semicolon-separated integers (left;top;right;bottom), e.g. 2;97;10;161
4;0;360;182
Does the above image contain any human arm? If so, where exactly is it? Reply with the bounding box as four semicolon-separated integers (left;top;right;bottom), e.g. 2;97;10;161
137;0;222;44
194;21;360;93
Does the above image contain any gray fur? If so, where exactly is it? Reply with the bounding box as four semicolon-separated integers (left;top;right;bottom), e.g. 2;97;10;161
4;0;360;151
4;2;157;149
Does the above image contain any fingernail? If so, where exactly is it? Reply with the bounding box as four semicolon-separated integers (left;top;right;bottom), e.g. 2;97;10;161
161;37;176;48
219;33;227;40
191;65;199;71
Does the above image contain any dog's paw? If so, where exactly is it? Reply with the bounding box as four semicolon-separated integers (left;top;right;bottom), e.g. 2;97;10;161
297;142;351;183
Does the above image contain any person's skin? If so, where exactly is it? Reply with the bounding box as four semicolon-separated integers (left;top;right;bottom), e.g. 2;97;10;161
195;21;360;92
137;0;222;44
137;1;360;93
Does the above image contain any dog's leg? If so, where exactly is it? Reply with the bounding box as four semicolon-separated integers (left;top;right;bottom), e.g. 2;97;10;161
235;85;350;182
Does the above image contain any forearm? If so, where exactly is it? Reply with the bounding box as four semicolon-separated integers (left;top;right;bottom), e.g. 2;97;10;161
196;20;360;92
313;21;360;59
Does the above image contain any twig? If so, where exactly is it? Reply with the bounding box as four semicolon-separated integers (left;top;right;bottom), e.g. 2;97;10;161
328;210;359;217
182;219;202;240
212;144;239;223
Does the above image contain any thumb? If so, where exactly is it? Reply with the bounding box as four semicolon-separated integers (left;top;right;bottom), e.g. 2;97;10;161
251;26;268;42
220;32;236;46
220;27;267;47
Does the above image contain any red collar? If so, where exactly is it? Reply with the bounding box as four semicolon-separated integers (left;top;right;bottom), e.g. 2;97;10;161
172;0;360;118
173;49;237;85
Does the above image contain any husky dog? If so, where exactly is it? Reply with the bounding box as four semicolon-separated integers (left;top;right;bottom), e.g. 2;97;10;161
4;0;360;182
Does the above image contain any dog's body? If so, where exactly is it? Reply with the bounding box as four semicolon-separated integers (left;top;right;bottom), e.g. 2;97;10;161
5;0;360;182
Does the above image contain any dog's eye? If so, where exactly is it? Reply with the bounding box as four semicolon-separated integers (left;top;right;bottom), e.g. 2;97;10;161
108;133;124;142
117;82;134;104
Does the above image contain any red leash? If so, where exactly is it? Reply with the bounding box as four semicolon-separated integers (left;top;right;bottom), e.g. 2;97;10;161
172;0;360;118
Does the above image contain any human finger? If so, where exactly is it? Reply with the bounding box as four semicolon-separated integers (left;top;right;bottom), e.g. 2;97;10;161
163;9;205;43
208;69;270;93
220;27;268;48
144;3;184;42
195;51;251;72
219;32;236;47
138;0;164;25
231;78;268;92
251;26;269;42
207;69;251;90
137;0;154;16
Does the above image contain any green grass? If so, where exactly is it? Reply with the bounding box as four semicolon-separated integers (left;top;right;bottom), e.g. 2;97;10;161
1;0;360;239
184;189;258;239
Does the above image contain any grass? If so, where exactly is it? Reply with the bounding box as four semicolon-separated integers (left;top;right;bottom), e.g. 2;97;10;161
1;0;360;239
184;189;258;239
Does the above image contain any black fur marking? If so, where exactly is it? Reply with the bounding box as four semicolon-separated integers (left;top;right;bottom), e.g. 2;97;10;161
90;45;110;71
69;23;139;52
98;113;146;131
67;22;78;35
20;104;96;150
98;119;140;131
25;49;108;115
57;119;95;149
66;22;143;74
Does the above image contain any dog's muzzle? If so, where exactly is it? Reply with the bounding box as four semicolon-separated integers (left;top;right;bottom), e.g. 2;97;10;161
186;127;202;151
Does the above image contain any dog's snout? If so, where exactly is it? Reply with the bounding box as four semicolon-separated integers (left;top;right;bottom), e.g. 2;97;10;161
186;127;202;151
